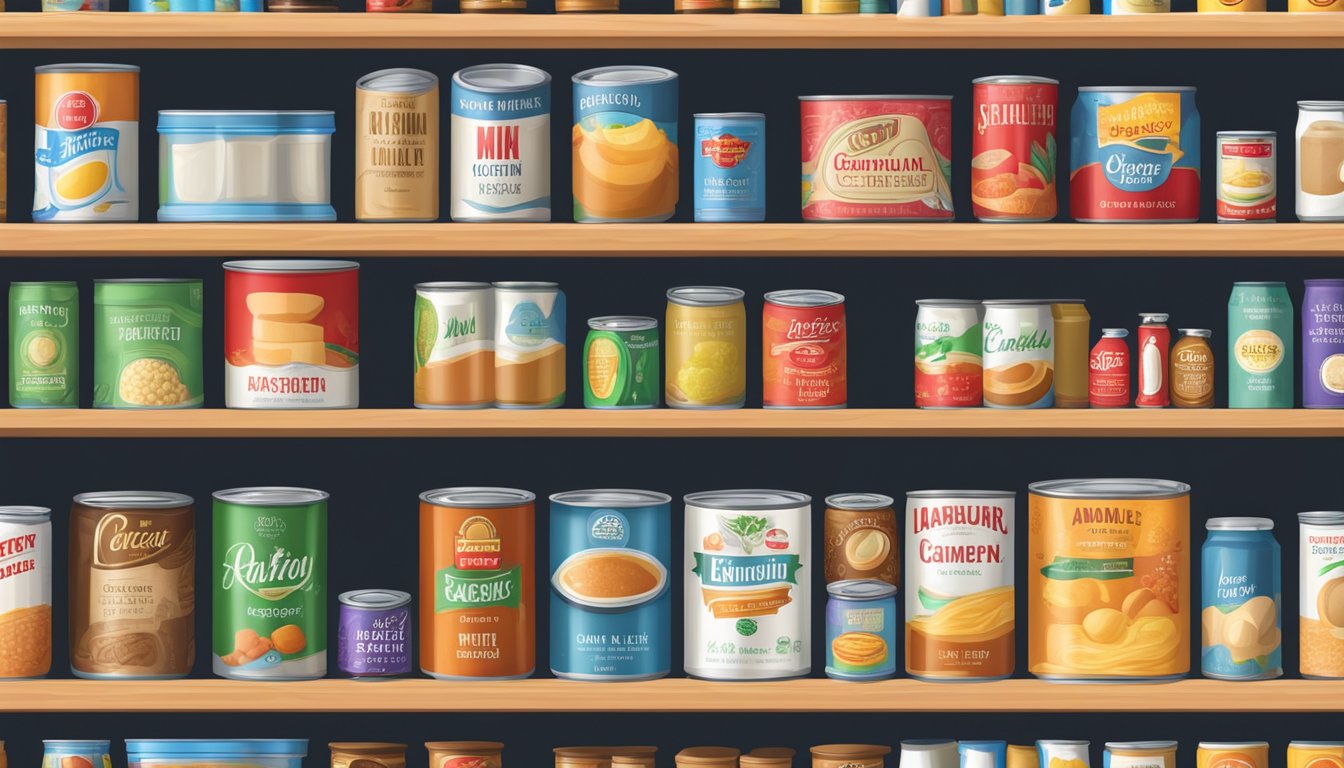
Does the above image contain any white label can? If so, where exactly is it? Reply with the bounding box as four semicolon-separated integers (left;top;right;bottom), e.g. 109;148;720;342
0;506;52;679
1299;510;1344;678
450;64;551;222
982;300;1055;408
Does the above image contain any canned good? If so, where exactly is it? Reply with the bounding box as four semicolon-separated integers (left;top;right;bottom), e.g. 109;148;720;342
461;0;525;10
982;300;1054;409
1299;511;1344;677
43;744;110;768
1005;748;1034;768
549;490;672;680
0;506;52;679
824;493;898;586
494;282;565;409
336;590;412;678
825;580;897;681
684;489;811;680
1171;329;1214;408
1136;313;1170;408
212;487;329;680
93;279;204;410
557;0;619;9
414;282;494;410
1289;0;1341;11
805;0;859;8
357;69;439;221
451;64;551;223
694;112;765;223
814;747;891;768
899;743;958;768
1105;745;1176;768
971;76;1059;222
1052;301;1089;408
368;0;429;11
1090;328;1131;408
427;744;504;768
9;281;78;409
420;487;536;680
34;65;137;221
573;66;678;223
676;0;731;10
1071;87;1199;222
914;299;983;408
800;95;954;221
1216;132;1276;221
584;316;660;409
1029;479;1191;681
223;260;360;410
1297;102;1344;221
905;489;1015;681
1043;0;1089;13
266;0;338;9
666;286;746;410
131;0;263;10
679;749;740;768
895;0;940;14
1039;743;1090;768
763;289;846;409
736;0;780;9
42;0;108;13
1228;281;1294;408
69;491;195;680
1304;279;1344;407
1289;745;1344;768
960;744;1006;768
1003;0;1035;10
558;748;659;768
1104;0;1167;10
1201;519;1280;680
331;745;406;768
1199;0;1264;9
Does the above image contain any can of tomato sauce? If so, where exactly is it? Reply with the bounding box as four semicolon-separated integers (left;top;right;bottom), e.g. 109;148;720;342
971;76;1058;222
762;290;846;409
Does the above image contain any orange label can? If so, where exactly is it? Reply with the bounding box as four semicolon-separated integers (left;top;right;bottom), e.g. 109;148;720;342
762;290;846;409
1289;0;1341;10
1198;744;1267;768
420;487;535;679
1289;744;1344;768
34;64;139;222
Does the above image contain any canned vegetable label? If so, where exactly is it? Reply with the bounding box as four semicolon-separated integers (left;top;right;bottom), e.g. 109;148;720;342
10;282;78;408
584;317;660;409
93;279;204;409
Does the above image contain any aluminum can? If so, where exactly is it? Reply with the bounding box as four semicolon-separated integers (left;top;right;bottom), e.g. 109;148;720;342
493;282;565;409
971;76;1058;222
1304;279;1344;407
9;281;77;408
1170;328;1214;408
34;64;138;221
666;286;746;410
1299;512;1344;678
0;506;52;679
1136;313;1170;408
737;0;781;9
415;282;494;410
824;493;898;586
960;744;1006;768
982;300;1054;409
93;279;204;410
900;742;958;768
825;579;897;681
1052;301;1089;408
573;66;678;223
42;744;110;768
1228;281;1293;408
583;316;659;409
1201;520;1280;679
915;299;983;408
357;69;439;221
763;289;846;409
1289;745;1344;768
1297;102;1344;220
337;589;412;678
1039;743;1090;768
1216;132;1276;221
1105;745;1176;768
694;113;765;223
451;64;551;223
1089;329;1131;408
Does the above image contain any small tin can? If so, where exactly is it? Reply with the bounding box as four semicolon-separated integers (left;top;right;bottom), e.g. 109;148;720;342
1089;328;1131;408
666;286;746;410
331;745;406;768
1217;132;1276;222
982;300;1054;409
357;69;439;221
9;281;78;408
694;112;765;223
915;299;984;409
762;289;847;409
825;579;897;681
1289;745;1344;768
42;744;110;768
1229;282;1294;408
93;279;204;410
34;64;139;222
1038;743;1090;768
494;282;566;409
337;590;412;678
971;76;1058;222
1304;279;1344;408
1289;0;1341;10
450;65;551;223
427;744;504;768
573;67;678;223
559;748;659;768
414;282;494;410
1104;744;1176;768
584;316;660;409
1136;313;1170;408
1170;328;1215;408
823;493;898;586
0;506;52;679
960;744;1006;768
1201;519;1281;680
1197;745;1267;768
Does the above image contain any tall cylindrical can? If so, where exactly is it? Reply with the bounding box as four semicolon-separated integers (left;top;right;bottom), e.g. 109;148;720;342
34;64;139;222
1304;278;1344;407
1170;329;1215;408
356;69;439;222
414;282;494;410
1299;511;1344;678
493;282;565;409
1052;301;1089;408
762;290;846;409
0;506;52;679
666;286;746;410
1136;313;1170;408
337;589;411;678
971;76;1058;222
1297;102;1344;221
1201;519;1280;680
572;66;678;223
1228;281;1294;408
1038;743;1090;768
824;493;898;586
1216;132;1276;222
583;316;660;409
1089;328;1130;408
9;281;78;408
693;112;765;223
825;580;898;681
982;300;1054;409
451;64;551;223
915;299;983;408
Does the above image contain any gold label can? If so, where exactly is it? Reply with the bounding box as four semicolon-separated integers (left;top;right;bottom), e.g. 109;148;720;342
665;286;746;409
1052;301;1090;408
1197;744;1267;768
356;68;439;222
1289;744;1344;768
1288;0;1341;10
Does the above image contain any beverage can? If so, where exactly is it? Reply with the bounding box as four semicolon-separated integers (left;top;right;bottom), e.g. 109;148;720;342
762;290;846;409
971;76;1058;222
1136;313;1170;408
1216;132;1276;222
493;282;566;409
1201;520;1280;680
914;300;983;408
1228;281;1294;408
982;300;1054;409
1089;328;1130;408
583;316;660;409
1170;329;1214;408
1303;278;1344;407
9;281;78;408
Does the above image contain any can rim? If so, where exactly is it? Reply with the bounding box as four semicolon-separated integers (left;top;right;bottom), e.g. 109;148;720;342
44;741;113;749
1232;281;1286;287
1029;478;1190;499
1289;742;1344;747
224;259;359;274
36;63;141;74
587;315;658;331
1037;742;1090;747
94;278;201;284
907;489;1015;499
549;489;672;507
826;579;898;600
809;746;892;759
337;589;412;610
416;282;492;291
1198;743;1270;750
1299;101;1344;111
1217;131;1276;138
916;299;981;307
426;743;505;752
11;281;77;286
666;286;745;307
454;63;551;93
1178;328;1212;338
420;487;536;508
1205;516;1273;531
684;489;811;510
825;493;895;510
1079;86;1195;93
799;94;953;102
493;281;559;291
357;67;439;94
74;491;193;509
572;65;677;86
897;742;956;750
328;744;409;754
972;75;1060;85
1104;743;1178;751
983;299;1052;306
1139;312;1170;322
0;505;52;521
212;487;330;506
764;289;845;308
693;112;767;119
1299;510;1344;525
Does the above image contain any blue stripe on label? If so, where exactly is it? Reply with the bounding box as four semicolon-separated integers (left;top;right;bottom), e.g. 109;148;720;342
462;196;551;215
451;84;550;122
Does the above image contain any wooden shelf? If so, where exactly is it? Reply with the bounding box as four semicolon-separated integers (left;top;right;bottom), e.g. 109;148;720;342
1;223;1340;257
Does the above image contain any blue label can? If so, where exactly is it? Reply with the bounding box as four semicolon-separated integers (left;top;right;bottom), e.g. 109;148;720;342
693;112;765;223
1004;0;1039;12
824;579;897;681
1201;517;1282;680
960;743;1007;768
549;489;672;680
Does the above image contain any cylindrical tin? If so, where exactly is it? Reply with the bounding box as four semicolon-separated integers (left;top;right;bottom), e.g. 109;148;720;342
414;282;494;410
557;0;619;9
1052;301;1090;408
558;747;659;768
93;279;204;410
573;66;678;223
666;286;746;410
1304;279;1344;407
1228;281;1294;409
1005;748;1034;768
684;489;811;680
493;282;566;409
894;0;941;13
427;744;504;768
1038;743;1090;768
212;487;329;680
1003;0;1036;10
678;749;740;768
915;299;984;409
905;489;1015;681
420;487;536;680
69;491;195;680
1216;132;1276;222
1136;312;1170;408
1201;520;1280;680
42;743;110;768
9;281;78;408
899;742;958;768
0;506;52;679
34;64;138;222
1297;102;1344;221
450;64;551;223
331;744;407;768
960;744;1006;768
814;747;891;768
982;300;1054;409
583;316;660;409
1299;511;1344;678
357;69;439;221
694;112;765;223
763;289;846;409
676;0;732;9
971;76;1058;222
549;489;672;681
1029;479;1191;681
825;580;897;681
824;493;898;586
1289;745;1344;768
337;590;412;678
1170;328;1214;408
1090;328;1131;408
1104;744;1176;768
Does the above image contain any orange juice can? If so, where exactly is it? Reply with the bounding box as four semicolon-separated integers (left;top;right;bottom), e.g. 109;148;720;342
1198;744;1267;768
762;290;846;409
1289;744;1344;768
420;487;536;680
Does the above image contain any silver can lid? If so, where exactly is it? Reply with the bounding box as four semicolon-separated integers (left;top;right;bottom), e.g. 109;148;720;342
0;506;51;523
573;65;677;87
1218;131;1276;139
588;316;657;332
800;94;953;102
972;75;1060;86
1206;517;1272;531
1197;744;1269;751
493;281;558;292
74;491;193;509
1140;312;1170;323
36;63;140;74
1300;511;1344;526
1080;86;1194;93
550;489;671;507
1179;328;1212;338
338;589;412;610
764;289;844;308
417;282;492;292
694;112;766;120
684;489;811;511
1105;743;1177;752
358;67;439;95
1299;101;1344;111
420;487;535;508
224;260;358;274
213;487;330;506
826;579;897;600
916;299;981;308
825;493;894;511
1102;328;1130;338
1029;478;1190;500
907;489;1014;500
454;63;551;93
983;299;1050;307
1037;742;1089;747
667;286;745;307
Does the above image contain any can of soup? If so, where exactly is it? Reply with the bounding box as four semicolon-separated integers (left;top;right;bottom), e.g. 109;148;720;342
1216;132;1276;221
982;300;1054;409
971;76;1058;222
356;68;439;222
684;489;811;680
9;281;78;409
763;290;846;409
1105;745;1176;768
0;506;52;679
1299;511;1344;678
584;316;660;409
450;64;551;223
694;112;766;223
34;64;138;222
414;282;495;410
1201;518;1281;680
337;589;412;678
825;579;898;681
1228;281;1294;409
1304;279;1344;407
824;493;898;586
573;66;678;223
666;286;746;410
493;282;566;409
1297;102;1344;220
93;279;204;410
915;300;984;408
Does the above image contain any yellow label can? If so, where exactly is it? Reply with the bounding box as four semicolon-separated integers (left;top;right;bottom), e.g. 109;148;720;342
665;286;746;410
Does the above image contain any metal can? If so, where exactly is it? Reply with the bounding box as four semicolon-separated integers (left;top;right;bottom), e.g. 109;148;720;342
824;493;898;586
1299;511;1344;678
549;489;672;681
9;281;78;409
1304;279;1344;407
679;749;740;768
223;260;360;410
337;590;411;678
915;299;983;409
1089;328;1131;408
493;282;565;409
332;744;406;768
1052;301;1090;408
451;64;551;223
960;744;1006;768
971;76;1058;222
666;286;746;410
899;743;958;768
583;316;660;409
266;0;339;10
1199;0;1264;9
560;748;659;768
736;0;780;9
694;112;765;223
414;282;494;410
1216;132;1276;222
1071;87;1198;222
1104;0;1167;10
1136;312;1170;408
69;491;195;680
356;69;439;221
982;300;1054;409
763;289;846;409
34;64;138;221
684;489;811;680
1297;102;1344;221
1170;328;1214;408
93;279;204;410
895;0;940;14
800;95;954;221
1289;0;1341;11
368;0;429;11
1028;479;1191;681
904;489;1015;681
1039;743;1090;768
461;0;525;10
825;579;897;681
1043;0;1089;13
42;744;110;768
1105;745;1176;768
805;0;859;9
212;487;329;680
428;745;503;768
573;66;678;223
557;0;618;9
1228;281;1294;408
1290;746;1344;768
1201;519;1280;680
0;506;52;679
420;487;536;680
676;0;731;9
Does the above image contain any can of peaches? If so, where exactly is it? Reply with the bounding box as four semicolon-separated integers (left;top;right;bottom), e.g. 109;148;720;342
971;76;1059;222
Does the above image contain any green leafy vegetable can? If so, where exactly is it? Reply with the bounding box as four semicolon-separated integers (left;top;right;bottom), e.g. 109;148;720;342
9;281;78;408
970;75;1059;223
583;316;659;409
1228;281;1294;408
93;279;204;409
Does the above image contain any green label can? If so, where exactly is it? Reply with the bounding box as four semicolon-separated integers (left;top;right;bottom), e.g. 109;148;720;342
9;281;78;408
583;315;660;409
93;279;204;409
1228;281;1294;408
212;486;328;680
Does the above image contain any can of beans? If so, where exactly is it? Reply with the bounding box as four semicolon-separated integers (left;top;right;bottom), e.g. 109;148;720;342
9;281;78;409
763;289;846;409
573;66;678;223
93;279;204;410
337;589;412;678
583;316;660;409
450;64;551;223
971;76;1058;222
414;282;494;410
356;69;439;221
666;286;746;410
0;506;52;679
693;112;766;223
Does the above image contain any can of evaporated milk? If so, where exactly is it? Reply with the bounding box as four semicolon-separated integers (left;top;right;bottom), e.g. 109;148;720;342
1216;132;1276;222
451;64;551;223
414;282;495;410
1303;279;1344;408
573;66;679;223
10;281;78;409
693;113;765;223
762;290;846;409
34;64;139;222
493;282;565;409
1201;519;1281;680
357;69;439;222
971;76;1058;222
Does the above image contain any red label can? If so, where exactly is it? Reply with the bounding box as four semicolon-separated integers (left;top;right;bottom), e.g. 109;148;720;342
971;76;1059;222
1089;328;1131;408
1136;313;1171;408
1216;132;1276;222
762;289;847;408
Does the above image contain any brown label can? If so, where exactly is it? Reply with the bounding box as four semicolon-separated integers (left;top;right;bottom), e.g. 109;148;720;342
331;743;407;768
810;746;890;768
356;69;439;222
69;491;194;679
823;493;898;586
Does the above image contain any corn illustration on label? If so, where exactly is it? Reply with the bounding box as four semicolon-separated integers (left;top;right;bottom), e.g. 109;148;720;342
92;280;203;410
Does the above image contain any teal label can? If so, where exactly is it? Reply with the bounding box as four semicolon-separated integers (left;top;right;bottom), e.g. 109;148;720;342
1228;281;1294;408
9;281;78;408
583;316;660;409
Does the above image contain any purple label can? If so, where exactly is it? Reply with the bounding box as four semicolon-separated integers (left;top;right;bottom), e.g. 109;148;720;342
337;589;412;678
1304;278;1344;408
